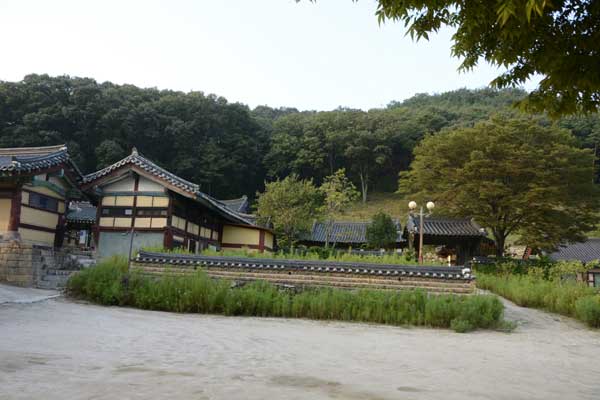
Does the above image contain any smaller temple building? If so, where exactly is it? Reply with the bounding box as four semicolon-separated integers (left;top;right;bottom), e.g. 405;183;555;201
404;215;488;265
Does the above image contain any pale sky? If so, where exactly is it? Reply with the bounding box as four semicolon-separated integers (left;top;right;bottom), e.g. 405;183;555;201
0;0;539;111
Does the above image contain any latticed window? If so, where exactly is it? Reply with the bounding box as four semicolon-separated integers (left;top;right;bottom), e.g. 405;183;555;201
29;192;58;212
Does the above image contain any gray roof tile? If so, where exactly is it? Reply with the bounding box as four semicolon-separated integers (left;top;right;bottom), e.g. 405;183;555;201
406;215;486;237
66;201;97;223
549;239;600;263
83;148;199;193
0;145;81;177
306;221;403;244
218;196;249;213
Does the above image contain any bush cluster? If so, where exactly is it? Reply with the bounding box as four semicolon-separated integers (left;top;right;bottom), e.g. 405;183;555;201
476;273;600;328
67;258;506;333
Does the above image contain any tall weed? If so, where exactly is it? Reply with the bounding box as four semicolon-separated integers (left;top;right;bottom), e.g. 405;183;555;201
68;262;507;333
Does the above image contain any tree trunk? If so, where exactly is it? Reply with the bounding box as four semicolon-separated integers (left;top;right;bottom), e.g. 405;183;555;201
360;172;368;203
593;142;598;184
494;234;506;258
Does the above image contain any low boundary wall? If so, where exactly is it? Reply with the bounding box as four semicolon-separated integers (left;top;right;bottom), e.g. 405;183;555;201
133;251;475;294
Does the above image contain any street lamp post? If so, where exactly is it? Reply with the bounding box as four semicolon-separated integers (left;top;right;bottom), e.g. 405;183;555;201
408;201;435;264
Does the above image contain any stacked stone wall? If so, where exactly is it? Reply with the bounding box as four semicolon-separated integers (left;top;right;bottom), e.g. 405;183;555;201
0;240;90;288
0;241;42;287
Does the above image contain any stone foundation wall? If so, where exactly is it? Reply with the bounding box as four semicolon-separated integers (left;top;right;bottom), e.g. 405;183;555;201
0;240;92;288
0;241;42;287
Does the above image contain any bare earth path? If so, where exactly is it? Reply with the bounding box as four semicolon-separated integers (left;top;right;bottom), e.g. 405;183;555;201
1;284;599;400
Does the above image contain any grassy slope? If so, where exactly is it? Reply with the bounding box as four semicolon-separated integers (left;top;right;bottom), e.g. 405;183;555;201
332;192;405;222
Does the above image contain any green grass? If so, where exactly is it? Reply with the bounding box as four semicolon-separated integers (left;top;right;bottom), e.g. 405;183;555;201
67;258;508;333
141;246;445;266
332;192;405;221
476;272;600;328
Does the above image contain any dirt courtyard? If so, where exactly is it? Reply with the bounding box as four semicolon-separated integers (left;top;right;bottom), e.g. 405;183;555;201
1;285;599;400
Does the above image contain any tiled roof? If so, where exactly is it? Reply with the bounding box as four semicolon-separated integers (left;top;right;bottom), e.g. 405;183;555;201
406;215;486;237
219;196;249;213
66;201;97;224
306;221;403;244
83;148;199;193
196;192;255;225
0;145;81;177
83;148;254;226
549;239;600;263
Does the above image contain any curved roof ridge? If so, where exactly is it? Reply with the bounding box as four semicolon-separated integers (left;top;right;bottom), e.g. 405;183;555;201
0;144;82;178
83;148;199;193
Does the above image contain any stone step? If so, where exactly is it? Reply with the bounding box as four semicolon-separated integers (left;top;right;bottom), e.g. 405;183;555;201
45;269;76;276
38;274;71;289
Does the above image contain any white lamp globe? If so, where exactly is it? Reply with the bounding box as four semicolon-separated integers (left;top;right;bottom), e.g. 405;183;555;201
426;201;435;211
408;201;417;210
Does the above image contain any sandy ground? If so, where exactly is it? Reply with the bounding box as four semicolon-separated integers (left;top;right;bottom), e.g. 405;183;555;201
0;285;599;400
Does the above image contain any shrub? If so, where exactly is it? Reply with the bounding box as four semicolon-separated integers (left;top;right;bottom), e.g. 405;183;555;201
66;256;128;305
575;296;600;328
476;272;599;328
450;319;474;333
67;262;508;333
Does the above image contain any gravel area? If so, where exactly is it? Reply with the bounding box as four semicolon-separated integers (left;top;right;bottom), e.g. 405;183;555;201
0;284;599;400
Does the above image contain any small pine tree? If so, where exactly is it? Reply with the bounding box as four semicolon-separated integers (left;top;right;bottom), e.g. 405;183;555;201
366;212;398;249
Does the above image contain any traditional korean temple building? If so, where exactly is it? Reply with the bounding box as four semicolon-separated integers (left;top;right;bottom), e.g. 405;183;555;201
81;148;274;259
546;239;600;288
301;220;404;249
404;215;488;265
0;145;84;246
0;144;274;260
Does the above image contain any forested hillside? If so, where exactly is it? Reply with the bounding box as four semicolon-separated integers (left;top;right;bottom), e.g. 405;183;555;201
1;74;599;199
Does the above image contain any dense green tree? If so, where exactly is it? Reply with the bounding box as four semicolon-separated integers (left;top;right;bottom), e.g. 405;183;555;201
399;115;599;256
95;139;126;169
366;212;398;249
372;0;600;115
3;75;600;204
0;74;265;198
319;168;360;246
344;129;391;203
255;175;323;247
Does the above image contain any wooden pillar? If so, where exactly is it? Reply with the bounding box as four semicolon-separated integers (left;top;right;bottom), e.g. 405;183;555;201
93;195;102;247
217;223;224;250
164;194;173;249
132;174;139;229
258;230;265;253
8;184;22;232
